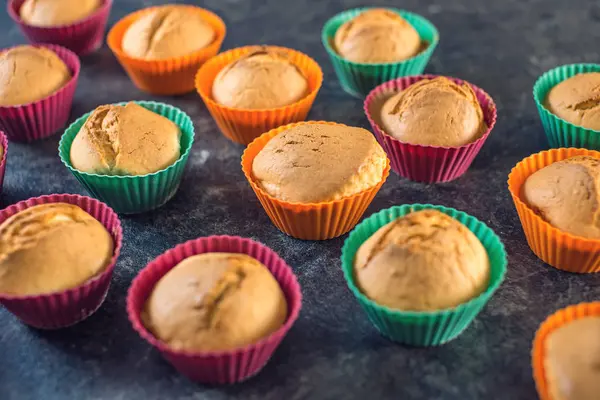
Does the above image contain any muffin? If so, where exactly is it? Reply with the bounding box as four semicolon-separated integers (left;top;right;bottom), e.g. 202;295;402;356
521;155;600;239
69;102;181;176
212;47;309;110
544;316;600;400
122;5;215;60
20;0;101;27
334;8;421;64
354;209;490;311
380;77;486;147
545;73;600;131
142;252;288;352
0;45;71;106
0;203;114;296
252;123;387;203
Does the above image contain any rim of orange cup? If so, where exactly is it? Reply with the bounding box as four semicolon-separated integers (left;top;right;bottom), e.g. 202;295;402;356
195;45;323;114
241;120;391;209
507;147;600;248
532;302;600;400
107;4;226;71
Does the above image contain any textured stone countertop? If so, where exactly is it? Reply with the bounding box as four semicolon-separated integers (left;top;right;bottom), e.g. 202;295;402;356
1;0;600;399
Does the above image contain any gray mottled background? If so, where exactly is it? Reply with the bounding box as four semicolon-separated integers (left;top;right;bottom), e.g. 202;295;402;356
1;0;600;399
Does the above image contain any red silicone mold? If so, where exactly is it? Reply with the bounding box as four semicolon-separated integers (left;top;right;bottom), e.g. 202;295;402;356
0;131;7;194
0;44;80;143
127;235;302;384
364;75;497;183
0;194;122;329
8;0;113;55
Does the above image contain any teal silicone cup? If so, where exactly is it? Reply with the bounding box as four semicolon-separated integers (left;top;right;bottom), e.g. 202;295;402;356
341;204;507;346
59;101;194;214
533;63;600;149
322;7;439;98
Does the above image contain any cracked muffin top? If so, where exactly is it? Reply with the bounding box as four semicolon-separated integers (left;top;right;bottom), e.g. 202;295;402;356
334;8;421;64
380;77;487;147
212;47;308;110
70;102;181;176
0;45;71;106
544;317;600;400
354;209;490;312
251;123;387;203
545;72;600;130
521;155;600;239
142;252;288;352
0;203;113;296
121;5;215;60
20;0;101;27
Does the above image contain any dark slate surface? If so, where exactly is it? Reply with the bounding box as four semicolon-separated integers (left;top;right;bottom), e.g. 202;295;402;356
1;0;600;399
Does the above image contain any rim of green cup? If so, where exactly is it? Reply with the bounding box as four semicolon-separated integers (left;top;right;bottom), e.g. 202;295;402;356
341;204;507;319
533;63;600;135
321;7;440;67
58;100;195;180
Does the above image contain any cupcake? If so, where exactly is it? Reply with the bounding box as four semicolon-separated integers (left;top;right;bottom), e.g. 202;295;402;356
59;101;195;214
532;303;600;400
0;131;7;194
8;0;113;55
0;45;71;107
534;64;600;149
196;45;323;145
508;148;600;273
341;204;507;346
0;194;122;329
0;44;80;142
364;75;497;183
142;253;288;352
108;4;226;95
322;7;439;98
127;235;302;384
241;121;390;240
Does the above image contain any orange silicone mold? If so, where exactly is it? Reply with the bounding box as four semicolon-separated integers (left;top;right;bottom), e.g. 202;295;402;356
196;45;323;145
241;121;390;240
507;148;600;273
532;302;600;400
107;5;226;95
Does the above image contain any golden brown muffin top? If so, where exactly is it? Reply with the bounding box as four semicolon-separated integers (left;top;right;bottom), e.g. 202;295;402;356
545;317;600;400
0;45;71;106
252;123;387;203
212;47;309;110
69;102;181;176
354;209;490;312
121;5;215;60
380;77;486;147
334;8;421;64
142;253;288;352
545;72;600;131
522;155;600;239
20;0;101;27
0;203;113;296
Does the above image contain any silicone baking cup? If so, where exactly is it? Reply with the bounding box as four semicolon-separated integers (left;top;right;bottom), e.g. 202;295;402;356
108;5;226;95
195;45;323;145
322;7;439;98
58;101;194;214
127;235;302;384
532;302;600;400
533;63;600;150
0;44;80;142
364;75;497;183
508;147;600;273
8;0;113;55
341;204;507;346
0;131;7;194
0;194;122;329
241;121;390;240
